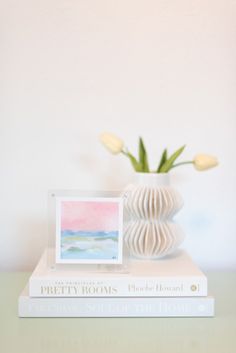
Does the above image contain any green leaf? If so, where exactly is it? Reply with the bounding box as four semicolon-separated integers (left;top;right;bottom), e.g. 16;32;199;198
157;148;168;173
138;137;149;173
125;151;143;172
159;145;186;173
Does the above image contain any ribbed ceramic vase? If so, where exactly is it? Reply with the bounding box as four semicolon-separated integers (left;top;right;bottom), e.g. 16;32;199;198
123;173;185;259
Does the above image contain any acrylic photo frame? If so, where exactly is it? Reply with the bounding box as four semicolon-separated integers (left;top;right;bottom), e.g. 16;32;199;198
47;190;130;273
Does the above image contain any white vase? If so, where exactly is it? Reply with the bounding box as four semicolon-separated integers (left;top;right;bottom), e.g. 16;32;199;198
123;173;185;259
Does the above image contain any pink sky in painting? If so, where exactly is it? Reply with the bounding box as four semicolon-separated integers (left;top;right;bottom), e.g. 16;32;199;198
61;201;119;231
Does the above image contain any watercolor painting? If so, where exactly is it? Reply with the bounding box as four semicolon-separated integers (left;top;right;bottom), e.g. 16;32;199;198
56;197;123;264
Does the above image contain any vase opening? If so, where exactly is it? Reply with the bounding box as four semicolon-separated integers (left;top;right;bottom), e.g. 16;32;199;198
135;172;170;187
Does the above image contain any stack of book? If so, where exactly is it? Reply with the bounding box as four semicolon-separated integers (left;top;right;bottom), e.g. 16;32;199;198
18;249;214;317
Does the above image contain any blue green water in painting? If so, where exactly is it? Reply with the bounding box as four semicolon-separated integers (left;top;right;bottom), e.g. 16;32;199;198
61;230;119;260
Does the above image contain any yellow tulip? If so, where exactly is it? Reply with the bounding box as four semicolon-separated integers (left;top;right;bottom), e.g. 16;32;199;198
193;154;218;171
100;132;124;154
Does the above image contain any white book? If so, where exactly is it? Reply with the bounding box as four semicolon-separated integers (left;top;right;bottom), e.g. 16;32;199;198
29;249;207;297
19;285;214;317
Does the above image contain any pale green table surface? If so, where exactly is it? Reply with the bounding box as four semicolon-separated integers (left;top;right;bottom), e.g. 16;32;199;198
0;272;236;353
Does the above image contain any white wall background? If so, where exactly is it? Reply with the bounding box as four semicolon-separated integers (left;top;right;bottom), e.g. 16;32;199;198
1;0;236;271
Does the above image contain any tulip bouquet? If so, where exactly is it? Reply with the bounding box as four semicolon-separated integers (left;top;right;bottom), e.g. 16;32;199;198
100;132;218;173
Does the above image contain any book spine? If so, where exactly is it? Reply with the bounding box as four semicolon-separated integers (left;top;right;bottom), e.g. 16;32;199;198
18;296;214;317
29;277;207;297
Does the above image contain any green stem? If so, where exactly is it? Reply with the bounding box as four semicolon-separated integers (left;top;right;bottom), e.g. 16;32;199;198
170;161;194;170
121;149;142;172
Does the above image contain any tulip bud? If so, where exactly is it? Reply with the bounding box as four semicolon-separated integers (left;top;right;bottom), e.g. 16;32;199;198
193;154;218;171
100;132;124;154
